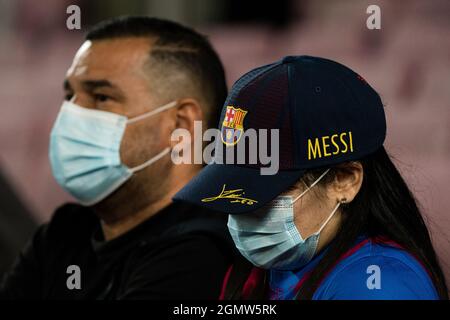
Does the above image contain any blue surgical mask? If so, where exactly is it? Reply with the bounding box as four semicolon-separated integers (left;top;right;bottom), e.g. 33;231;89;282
49;99;177;206
228;169;342;270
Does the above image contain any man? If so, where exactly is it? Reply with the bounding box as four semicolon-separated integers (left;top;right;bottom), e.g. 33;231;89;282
0;16;233;299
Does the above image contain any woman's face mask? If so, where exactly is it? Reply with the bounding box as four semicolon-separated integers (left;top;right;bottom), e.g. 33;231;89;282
227;169;343;271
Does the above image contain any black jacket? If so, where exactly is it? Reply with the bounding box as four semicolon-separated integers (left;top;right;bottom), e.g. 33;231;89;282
0;201;235;299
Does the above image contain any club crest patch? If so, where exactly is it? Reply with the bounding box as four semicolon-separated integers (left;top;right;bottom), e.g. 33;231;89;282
221;106;248;146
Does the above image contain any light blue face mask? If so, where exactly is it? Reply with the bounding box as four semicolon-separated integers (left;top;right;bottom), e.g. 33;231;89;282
49;99;177;206
228;169;343;270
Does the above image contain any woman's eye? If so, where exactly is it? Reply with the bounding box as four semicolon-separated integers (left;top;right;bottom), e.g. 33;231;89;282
94;94;110;102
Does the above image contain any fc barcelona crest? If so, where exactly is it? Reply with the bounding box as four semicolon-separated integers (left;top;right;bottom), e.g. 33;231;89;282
221;106;248;146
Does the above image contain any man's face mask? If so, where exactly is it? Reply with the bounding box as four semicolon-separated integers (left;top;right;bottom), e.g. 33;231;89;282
49;99;177;205
228;169;343;271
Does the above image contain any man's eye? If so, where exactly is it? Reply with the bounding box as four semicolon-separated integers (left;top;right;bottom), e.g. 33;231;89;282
94;94;110;102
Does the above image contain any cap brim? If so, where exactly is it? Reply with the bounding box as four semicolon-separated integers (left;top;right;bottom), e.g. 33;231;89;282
173;164;305;214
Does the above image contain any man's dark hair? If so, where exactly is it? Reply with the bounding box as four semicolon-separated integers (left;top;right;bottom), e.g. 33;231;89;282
85;16;227;128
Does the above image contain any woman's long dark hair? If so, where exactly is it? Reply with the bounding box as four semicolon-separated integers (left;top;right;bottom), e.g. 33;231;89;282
225;147;448;299
298;146;448;299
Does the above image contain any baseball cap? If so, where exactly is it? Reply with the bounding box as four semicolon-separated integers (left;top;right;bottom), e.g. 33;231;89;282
173;55;386;214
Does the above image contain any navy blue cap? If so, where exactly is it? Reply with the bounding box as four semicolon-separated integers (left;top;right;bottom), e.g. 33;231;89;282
174;55;386;214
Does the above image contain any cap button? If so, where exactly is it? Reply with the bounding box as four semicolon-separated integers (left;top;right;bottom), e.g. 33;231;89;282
281;56;298;64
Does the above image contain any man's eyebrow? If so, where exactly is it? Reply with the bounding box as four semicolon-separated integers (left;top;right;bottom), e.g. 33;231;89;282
82;80;126;98
63;79;125;98
64;79;122;91
82;79;119;90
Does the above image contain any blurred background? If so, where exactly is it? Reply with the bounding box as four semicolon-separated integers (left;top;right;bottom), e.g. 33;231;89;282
0;0;449;290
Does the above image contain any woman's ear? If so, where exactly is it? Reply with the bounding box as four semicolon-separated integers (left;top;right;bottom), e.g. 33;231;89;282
328;162;363;203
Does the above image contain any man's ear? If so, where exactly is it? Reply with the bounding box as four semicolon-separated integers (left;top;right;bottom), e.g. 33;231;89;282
328;162;364;203
174;98;204;134
169;98;204;168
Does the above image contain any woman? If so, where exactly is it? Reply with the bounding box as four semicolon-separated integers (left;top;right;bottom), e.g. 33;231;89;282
174;55;448;299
